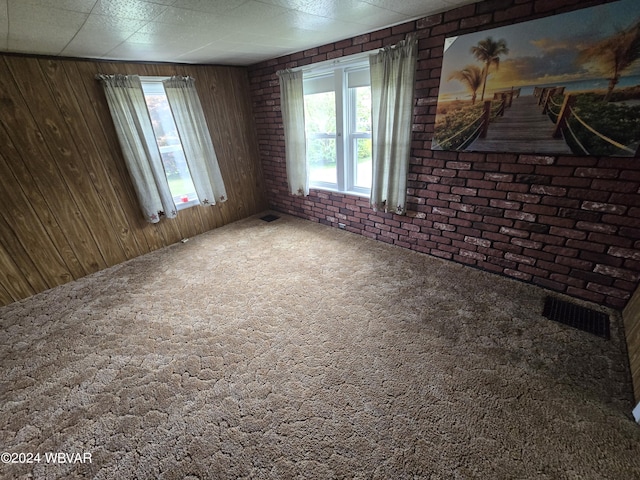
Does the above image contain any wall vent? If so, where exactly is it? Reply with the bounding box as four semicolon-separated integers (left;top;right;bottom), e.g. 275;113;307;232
542;296;610;339
260;214;280;222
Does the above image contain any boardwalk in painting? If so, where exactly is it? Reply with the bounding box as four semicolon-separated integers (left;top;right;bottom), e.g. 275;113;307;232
469;95;572;153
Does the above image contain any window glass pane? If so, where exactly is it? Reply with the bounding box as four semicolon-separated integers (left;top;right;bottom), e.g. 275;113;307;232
308;137;337;184
354;138;372;189
162;148;197;204
144;91;197;204
304;91;336;134
353;86;371;133
304;91;337;185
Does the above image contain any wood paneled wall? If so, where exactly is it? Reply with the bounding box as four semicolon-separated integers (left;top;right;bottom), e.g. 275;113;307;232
0;54;267;307
623;285;640;402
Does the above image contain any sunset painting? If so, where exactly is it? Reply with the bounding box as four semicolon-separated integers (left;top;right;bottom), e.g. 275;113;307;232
432;0;640;157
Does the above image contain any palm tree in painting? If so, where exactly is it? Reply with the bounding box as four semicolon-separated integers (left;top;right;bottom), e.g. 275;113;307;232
578;19;640;102
471;37;509;102
448;65;484;104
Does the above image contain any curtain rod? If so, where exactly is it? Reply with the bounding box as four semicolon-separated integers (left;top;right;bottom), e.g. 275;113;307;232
278;49;374;75
277;32;415;75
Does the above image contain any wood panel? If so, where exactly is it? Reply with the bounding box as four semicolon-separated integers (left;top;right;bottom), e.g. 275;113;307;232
0;54;267;307
623;285;640;403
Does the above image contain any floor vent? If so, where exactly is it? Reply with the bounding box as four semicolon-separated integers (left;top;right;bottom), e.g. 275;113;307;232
260;214;280;222
542;296;610;339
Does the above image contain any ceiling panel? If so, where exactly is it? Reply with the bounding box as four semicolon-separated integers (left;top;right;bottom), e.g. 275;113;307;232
2;0;480;65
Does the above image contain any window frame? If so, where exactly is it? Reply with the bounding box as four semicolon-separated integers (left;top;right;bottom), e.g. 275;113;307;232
303;59;371;197
140;76;200;211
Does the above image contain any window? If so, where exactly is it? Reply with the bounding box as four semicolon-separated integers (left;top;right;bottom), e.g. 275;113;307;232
140;78;198;210
303;62;372;196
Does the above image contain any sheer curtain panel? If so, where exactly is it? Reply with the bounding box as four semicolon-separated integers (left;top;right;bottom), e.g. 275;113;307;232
369;34;418;214
98;74;176;223
277;69;308;196
163;76;227;205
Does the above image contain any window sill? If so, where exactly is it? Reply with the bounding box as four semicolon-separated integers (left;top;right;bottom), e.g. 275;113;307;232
175;198;200;210
309;185;370;199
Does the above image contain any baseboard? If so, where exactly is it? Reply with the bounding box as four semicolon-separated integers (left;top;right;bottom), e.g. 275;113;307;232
633;402;640;423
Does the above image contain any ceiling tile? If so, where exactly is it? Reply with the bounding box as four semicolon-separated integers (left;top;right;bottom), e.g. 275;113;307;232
0;0;480;65
152;6;226;28
225;1;289;19
62;39;124;59
105;41;191;62
8;2;88;27
92;0;168;21
7;29;73;55
81;14;149;35
12;0;96;14
0;0;7;50
171;0;247;15
362;0;453;16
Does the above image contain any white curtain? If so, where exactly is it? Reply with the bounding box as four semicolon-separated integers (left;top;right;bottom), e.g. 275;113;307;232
277;69;308;196
369;33;418;214
163;76;227;205
97;74;176;223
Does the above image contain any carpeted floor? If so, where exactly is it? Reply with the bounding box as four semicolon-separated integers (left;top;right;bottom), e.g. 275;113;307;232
1;212;639;479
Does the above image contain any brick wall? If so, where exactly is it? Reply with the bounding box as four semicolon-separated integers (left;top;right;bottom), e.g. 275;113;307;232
248;0;640;309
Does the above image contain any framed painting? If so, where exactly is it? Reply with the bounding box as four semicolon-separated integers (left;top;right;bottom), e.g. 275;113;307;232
432;0;640;157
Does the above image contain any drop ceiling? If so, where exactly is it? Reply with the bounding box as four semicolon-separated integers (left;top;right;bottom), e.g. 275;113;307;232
0;0;478;66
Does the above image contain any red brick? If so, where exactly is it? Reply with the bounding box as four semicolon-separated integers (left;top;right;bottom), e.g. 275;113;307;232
500;226;529;238
504;269;532;281
533;277;567;291
548;226;586;240
576;222;618;234
505;252;536;266
446;161;471;170
500;164;535;174
477;189;505;199
549;274;584;288
511;238;543;249
608;246;640;260
556;256;593;270
507;192;541;204
431;249;454;260
467;179;496;189
587;232;633;248
602;214;640;226
519;264;549;278
451;187;477;196
566;286;605;304
543;246;579;257
531;233;564;246
530;185;567;196
566;239;606;253
574;167;619;179
460;14;493;29
464;236;491;248
586;283;631;300
433;168;457;177
523;204;557;216
537;260;570;275
591;180;638;193
610;193;640;207
456;171;484;184
504;210;536;222
518;155;555;165
485;172;513;182
567;188;610;202
550;177;592;188
540;196;580;208
538;215;575;228
593;264;640;283
490;199;520;210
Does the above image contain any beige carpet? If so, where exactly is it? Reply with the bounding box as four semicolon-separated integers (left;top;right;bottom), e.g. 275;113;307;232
1;212;639;479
